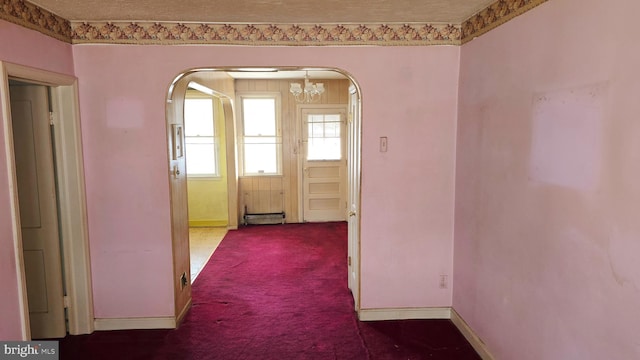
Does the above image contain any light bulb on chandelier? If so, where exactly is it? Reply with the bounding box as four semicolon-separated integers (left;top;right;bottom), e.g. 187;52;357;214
289;71;324;103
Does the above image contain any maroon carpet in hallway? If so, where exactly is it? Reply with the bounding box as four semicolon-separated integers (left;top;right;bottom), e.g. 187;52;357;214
61;222;480;359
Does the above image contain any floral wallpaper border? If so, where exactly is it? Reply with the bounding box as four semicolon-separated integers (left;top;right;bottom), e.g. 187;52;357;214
70;22;462;46
0;0;71;42
0;0;548;46
461;0;548;43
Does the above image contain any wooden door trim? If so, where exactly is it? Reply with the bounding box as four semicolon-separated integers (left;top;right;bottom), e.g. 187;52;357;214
1;61;94;339
166;72;239;326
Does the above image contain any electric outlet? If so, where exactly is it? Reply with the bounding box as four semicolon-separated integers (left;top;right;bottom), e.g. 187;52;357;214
439;275;448;289
180;272;188;289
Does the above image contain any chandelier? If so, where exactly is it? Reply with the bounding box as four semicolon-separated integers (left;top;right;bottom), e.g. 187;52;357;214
289;71;324;103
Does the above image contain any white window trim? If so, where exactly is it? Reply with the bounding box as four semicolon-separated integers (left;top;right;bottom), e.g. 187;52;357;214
236;92;283;177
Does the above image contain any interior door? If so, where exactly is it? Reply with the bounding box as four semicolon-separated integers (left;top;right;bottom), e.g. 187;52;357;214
346;87;361;310
301;108;347;222
10;84;66;339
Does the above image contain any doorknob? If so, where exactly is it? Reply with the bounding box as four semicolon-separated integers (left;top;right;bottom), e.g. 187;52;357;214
348;211;356;217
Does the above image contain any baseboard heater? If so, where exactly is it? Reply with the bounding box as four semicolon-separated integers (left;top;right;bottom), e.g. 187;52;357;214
243;206;285;225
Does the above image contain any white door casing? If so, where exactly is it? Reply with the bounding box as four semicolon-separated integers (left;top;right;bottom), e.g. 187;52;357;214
10;84;66;339
347;86;361;311
1;62;94;339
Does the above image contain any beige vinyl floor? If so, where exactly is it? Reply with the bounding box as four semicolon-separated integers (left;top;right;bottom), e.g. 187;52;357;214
189;227;228;282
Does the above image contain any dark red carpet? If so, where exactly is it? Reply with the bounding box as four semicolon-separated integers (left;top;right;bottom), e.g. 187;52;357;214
60;222;480;359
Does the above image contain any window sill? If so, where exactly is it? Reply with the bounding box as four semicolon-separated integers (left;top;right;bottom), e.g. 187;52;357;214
240;174;282;178
187;175;223;181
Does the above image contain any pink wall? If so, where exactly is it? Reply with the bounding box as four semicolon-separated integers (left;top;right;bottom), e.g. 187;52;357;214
72;45;459;318
454;0;640;358
0;20;74;340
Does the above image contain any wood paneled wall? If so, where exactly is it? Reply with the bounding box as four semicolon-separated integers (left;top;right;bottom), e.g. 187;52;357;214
235;78;351;223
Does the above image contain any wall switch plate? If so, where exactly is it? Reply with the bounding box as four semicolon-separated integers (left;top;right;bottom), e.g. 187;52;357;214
380;136;388;152
440;275;448;289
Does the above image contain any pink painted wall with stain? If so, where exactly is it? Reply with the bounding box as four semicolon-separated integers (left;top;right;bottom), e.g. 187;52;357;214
0;20;74;340
454;0;640;358
72;45;459;318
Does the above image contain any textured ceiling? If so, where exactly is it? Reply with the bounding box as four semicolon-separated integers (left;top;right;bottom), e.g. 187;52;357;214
27;0;496;24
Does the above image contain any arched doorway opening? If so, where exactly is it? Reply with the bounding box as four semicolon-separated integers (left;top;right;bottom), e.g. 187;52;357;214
166;67;362;323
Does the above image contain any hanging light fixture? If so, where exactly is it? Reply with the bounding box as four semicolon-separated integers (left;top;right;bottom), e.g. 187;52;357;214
290;71;324;103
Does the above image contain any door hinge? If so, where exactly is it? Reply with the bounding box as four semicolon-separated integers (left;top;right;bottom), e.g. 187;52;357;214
348;113;353;124
348;256;352;266
63;295;70;308
49;112;55;126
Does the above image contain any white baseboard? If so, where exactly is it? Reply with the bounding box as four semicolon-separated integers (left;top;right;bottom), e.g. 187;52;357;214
92;308;492;359
358;307;451;321
94;317;176;331
450;309;495;360
358;306;494;360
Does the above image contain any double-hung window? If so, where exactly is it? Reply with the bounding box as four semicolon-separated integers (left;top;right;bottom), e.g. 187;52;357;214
239;94;282;176
184;94;218;177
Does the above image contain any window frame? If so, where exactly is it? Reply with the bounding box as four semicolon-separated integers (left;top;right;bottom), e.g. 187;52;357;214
184;90;220;178
236;92;283;177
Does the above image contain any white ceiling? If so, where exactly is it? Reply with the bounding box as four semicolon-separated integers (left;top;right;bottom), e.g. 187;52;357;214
27;0;496;24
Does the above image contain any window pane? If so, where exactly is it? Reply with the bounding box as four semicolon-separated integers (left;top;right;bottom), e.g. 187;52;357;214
243;98;276;136
186;143;216;175
184;97;217;176
184;99;214;136
185;136;214;144
308;138;341;160
310;123;324;138
244;143;278;174
325;114;340;122
244;136;277;145
308;114;325;123
324;122;340;137
306;114;342;161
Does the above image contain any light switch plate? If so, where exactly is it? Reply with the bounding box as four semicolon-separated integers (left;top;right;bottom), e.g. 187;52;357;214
380;136;388;152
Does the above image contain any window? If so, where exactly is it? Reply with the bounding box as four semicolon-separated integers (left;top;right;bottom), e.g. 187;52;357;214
240;95;281;175
184;97;218;177
306;113;342;161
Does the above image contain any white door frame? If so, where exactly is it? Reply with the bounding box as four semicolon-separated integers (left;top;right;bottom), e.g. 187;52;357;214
347;85;362;312
1;62;94;339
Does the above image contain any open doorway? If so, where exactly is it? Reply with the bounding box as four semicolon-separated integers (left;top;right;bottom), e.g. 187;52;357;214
1;62;94;339
166;67;362;323
183;82;230;282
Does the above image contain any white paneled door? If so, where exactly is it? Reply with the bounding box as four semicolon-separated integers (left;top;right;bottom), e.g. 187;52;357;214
301;107;347;222
11;85;66;339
